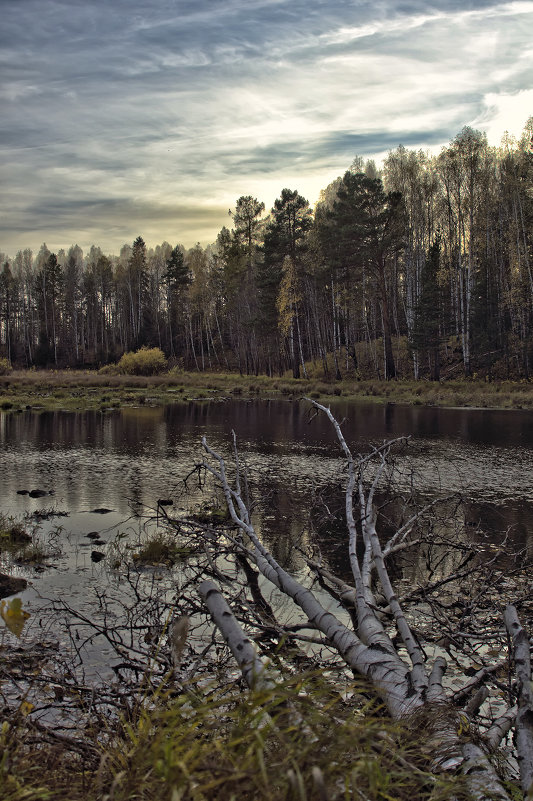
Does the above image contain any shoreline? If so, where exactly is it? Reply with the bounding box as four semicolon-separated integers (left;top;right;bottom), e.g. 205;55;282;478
1;368;533;412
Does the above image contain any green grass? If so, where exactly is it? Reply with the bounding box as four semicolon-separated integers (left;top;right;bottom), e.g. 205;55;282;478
0;674;477;801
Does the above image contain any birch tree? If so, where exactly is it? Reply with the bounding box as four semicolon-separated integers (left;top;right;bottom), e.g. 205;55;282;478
196;401;533;798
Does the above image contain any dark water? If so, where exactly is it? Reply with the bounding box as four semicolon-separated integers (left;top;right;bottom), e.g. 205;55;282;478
1;398;533;680
2;399;533;538
1;399;533;585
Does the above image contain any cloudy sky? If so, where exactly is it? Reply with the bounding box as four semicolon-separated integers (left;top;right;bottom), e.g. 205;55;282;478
1;0;531;258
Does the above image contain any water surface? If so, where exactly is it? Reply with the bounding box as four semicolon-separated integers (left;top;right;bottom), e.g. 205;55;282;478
1;399;533;597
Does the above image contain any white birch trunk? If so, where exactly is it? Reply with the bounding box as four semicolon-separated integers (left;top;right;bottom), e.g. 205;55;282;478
199;579;274;691
504;605;533;794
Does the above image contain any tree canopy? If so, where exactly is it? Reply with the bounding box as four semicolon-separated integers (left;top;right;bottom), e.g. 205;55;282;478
1;119;532;380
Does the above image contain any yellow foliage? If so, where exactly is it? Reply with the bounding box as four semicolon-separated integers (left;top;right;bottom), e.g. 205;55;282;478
19;701;34;717
0;597;30;638
117;347;168;376
276;257;301;337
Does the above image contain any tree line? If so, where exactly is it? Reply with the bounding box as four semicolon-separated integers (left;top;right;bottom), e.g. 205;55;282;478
1;120;532;380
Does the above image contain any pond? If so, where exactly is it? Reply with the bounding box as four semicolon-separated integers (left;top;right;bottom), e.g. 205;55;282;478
1;396;532;723
2;398;533;545
1;399;532;649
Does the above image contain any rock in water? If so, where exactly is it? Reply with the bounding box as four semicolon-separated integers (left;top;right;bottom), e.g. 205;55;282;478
0;573;28;599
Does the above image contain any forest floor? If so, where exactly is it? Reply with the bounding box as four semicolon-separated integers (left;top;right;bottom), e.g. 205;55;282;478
1;368;533;412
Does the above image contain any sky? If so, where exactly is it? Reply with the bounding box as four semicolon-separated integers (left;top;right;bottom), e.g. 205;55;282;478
1;0;532;258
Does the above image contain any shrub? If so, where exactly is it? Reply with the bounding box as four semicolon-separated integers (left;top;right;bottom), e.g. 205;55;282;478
117;347;168;376
0;357;12;375
98;363;121;375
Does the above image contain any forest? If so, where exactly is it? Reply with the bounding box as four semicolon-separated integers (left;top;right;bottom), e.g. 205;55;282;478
1;120;532;381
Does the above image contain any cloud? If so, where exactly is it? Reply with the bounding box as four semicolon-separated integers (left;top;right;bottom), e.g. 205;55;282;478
474;89;533;143
0;0;532;256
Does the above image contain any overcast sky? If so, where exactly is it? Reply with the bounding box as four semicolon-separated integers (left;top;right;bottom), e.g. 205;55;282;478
1;0;531;258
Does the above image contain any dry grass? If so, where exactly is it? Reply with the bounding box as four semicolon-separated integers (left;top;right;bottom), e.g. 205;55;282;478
131;533;193;566
0;518;32;551
1;367;533;411
0;675;476;801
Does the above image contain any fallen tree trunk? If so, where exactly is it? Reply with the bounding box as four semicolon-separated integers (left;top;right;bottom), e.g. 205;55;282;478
196;400;530;799
504;604;533;795
198;578;274;692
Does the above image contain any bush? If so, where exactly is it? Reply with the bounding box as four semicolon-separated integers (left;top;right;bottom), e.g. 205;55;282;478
0;357;12;375
98;363;121;376
117;347;168;376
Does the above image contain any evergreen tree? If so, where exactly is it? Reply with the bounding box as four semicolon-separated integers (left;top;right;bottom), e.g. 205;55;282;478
260;189;312;376
325;172;405;380
163;244;190;357
34;250;63;366
127;236;151;347
0;261;16;362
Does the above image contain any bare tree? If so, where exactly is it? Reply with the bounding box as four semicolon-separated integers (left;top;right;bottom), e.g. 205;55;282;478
197;400;533;799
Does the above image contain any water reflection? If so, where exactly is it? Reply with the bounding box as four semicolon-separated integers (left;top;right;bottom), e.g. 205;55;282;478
1;399;533;576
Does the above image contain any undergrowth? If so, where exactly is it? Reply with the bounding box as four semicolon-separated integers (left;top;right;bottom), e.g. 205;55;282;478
0;674;473;801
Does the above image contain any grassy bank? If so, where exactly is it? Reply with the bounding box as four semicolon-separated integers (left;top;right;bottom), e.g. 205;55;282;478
1;674;472;801
1;368;533;412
